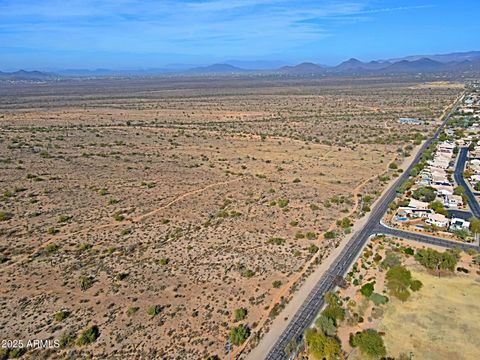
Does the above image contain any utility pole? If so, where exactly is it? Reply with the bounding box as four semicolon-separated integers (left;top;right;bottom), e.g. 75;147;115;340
226;339;232;360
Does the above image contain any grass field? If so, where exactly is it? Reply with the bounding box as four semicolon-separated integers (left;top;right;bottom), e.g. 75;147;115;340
377;269;480;360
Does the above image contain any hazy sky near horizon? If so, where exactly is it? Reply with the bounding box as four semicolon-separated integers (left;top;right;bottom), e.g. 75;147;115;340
1;0;479;70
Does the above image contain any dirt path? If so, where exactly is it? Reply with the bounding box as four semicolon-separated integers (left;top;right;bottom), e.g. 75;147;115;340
4;177;244;270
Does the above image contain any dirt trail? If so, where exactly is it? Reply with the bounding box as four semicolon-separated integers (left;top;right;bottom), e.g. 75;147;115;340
4;177;243;270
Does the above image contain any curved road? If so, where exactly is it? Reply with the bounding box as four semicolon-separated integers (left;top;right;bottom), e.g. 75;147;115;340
454;147;480;217
263;95;477;360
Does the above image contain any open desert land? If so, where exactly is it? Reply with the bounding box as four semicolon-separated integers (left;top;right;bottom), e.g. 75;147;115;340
0;77;463;359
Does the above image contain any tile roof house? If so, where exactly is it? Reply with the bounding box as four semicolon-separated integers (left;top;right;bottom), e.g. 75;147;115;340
426;213;449;228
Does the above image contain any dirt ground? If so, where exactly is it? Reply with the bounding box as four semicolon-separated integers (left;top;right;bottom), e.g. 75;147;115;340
379;269;480;360
0;77;462;359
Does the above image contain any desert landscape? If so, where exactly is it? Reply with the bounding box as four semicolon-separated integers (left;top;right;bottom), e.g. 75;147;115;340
0;77;463;359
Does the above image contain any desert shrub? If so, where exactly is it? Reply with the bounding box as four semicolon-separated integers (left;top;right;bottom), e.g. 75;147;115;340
306;231;317;240
0;211;13;221
295;232;305;239
47;227;59;235
242;269;255;278
324;231;336;239
116;272;129;280
369;293;389;305
289;220;299;226
147;305;163;316
234;308;247;322
403;247;415;256
337;217;352;229
410;279;423;291
126;307;139;316
59;331;76;348
77;325;99;346
277;199;289;208
79;276;93;291
308;244;319;254
360;282;374;297
58;215;72;223
229;324;250;346
113;212;125;221
44;243;59;253
120;228;132;236
0;254;10;264
54;310;70;321
2;348;26;358
272;280;282;288
78;243;92;252
349;329;386;358
267;237;285;245
108;197;119;205
159;258;169;265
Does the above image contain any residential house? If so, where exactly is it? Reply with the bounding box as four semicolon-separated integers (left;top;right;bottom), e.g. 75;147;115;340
407;198;430;210
449;218;470;231
430;184;454;196
443;194;463;208
426;213;449;228
437;142;455;155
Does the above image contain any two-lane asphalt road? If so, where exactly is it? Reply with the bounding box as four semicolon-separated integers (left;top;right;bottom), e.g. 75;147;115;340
263;95;476;360
454;147;480;217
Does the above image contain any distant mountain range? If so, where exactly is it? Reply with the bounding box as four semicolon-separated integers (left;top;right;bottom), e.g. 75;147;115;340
2;50;480;79
0;70;58;80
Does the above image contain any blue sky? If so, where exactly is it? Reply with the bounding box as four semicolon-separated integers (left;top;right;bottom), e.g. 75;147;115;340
1;0;479;70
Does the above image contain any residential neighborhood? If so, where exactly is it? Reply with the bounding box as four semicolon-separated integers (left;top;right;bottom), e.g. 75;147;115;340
389;89;480;242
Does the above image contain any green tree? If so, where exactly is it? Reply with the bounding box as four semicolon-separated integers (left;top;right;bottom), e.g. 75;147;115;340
385;265;412;302
315;314;337;337
304;328;341;360
360;282;375;297
469;217;480;236
322;292;345;323
337;217;352;229
428;201;448;216
415;248;459;272
412;186;436;202
234;308;247;322
454;186;465;196
350;329;386;359
381;252;401;269
229;324;250;346
410;279;423;291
